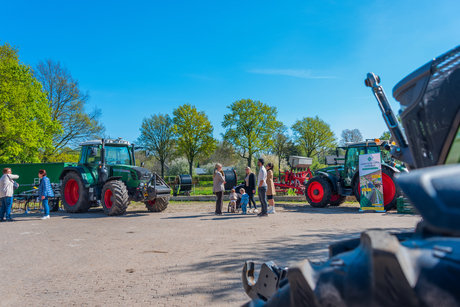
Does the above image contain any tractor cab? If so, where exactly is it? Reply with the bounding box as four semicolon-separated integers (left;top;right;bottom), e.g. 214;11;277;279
339;140;382;186
79;139;134;167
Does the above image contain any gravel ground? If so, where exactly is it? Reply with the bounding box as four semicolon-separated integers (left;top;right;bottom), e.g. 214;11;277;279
0;201;420;306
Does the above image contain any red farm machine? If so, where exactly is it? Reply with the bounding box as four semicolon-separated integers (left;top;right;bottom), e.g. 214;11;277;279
274;156;313;195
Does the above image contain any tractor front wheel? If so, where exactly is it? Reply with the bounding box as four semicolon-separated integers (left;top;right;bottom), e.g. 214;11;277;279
145;197;169;212
101;180;129;216
61;172;91;213
329;194;347;206
305;177;332;208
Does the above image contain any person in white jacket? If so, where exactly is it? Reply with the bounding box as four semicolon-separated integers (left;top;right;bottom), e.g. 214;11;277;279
0;168;19;222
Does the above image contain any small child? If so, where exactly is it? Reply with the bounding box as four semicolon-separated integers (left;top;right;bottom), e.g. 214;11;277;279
229;189;238;213
239;188;249;214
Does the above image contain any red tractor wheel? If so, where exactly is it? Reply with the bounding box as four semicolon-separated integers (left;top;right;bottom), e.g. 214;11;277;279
381;168;397;210
61;172;91;213
145;197;169;212
330;194;347;206
305;177;333;208
101;180;129;216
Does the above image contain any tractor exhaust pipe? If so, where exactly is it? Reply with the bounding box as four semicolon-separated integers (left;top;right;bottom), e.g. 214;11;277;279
365;73;414;167
99;138;108;183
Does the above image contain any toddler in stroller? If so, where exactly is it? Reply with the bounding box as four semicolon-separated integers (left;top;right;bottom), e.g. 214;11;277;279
229;189;238;213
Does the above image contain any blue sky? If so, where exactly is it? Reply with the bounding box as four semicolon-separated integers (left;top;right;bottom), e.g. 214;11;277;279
1;0;460;146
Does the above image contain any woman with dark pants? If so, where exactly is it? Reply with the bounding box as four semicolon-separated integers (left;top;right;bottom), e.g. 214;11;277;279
243;167;257;213
213;163;226;215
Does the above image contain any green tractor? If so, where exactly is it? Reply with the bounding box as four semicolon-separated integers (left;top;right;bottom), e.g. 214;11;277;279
59;138;171;216
305;140;405;211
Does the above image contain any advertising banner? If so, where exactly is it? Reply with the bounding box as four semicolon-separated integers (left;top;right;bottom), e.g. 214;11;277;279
358;153;384;211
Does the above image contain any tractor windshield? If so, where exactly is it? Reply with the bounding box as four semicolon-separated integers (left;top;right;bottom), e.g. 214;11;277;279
105;146;132;165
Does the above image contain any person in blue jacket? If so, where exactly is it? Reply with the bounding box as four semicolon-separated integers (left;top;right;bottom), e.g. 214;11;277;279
38;169;54;220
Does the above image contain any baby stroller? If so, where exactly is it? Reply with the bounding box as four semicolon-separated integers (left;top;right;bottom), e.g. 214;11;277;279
227;183;245;213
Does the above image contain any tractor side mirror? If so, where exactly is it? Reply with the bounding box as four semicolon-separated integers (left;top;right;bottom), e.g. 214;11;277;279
145;150;150;158
90;147;98;156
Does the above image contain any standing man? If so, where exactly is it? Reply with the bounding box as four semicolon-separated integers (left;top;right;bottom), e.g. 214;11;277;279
0;168;19;222
257;158;268;217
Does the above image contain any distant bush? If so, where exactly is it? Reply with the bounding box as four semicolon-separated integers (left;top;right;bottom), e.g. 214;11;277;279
167;157;196;176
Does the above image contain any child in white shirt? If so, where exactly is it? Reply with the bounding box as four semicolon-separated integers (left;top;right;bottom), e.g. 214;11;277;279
229;189;238;213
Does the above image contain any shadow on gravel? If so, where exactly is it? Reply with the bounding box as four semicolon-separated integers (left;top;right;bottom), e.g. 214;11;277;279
276;203;413;217
162;214;259;220
160;225;417;303
162;214;207;219
58;208;150;219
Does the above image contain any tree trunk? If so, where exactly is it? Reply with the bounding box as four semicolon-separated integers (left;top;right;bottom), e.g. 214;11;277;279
189;159;193;176
160;160;165;178
278;156;281;181
248;152;252;168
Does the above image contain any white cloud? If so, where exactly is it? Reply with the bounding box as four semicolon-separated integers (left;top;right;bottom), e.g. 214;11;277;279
247;69;334;79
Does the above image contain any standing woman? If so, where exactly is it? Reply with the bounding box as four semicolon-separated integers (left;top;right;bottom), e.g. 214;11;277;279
243;167;257;213
38;169;54;220
213;163;226;215
266;163;276;214
0;168;19;222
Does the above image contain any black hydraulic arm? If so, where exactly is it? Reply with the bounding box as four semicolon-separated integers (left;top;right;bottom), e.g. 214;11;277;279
365;73;414;167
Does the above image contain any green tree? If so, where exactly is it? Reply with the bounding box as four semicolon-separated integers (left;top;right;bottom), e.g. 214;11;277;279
380;131;391;140
0;43;61;163
138;113;175;178
291;116;336;157
222;99;282;168
340;128;363;146
200;140;239;167
271;125;290;180
173;104;216;175
34;59;105;161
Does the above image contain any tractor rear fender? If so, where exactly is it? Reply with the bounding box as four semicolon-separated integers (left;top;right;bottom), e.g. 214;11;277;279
59;167;93;188
104;176;122;183
316;171;338;192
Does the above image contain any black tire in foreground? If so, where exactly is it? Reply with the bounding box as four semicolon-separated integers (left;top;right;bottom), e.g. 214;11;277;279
61;172;91;213
145;197;169;212
101;180;129;216
243;229;460;307
305;176;332;208
353;167;399;211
